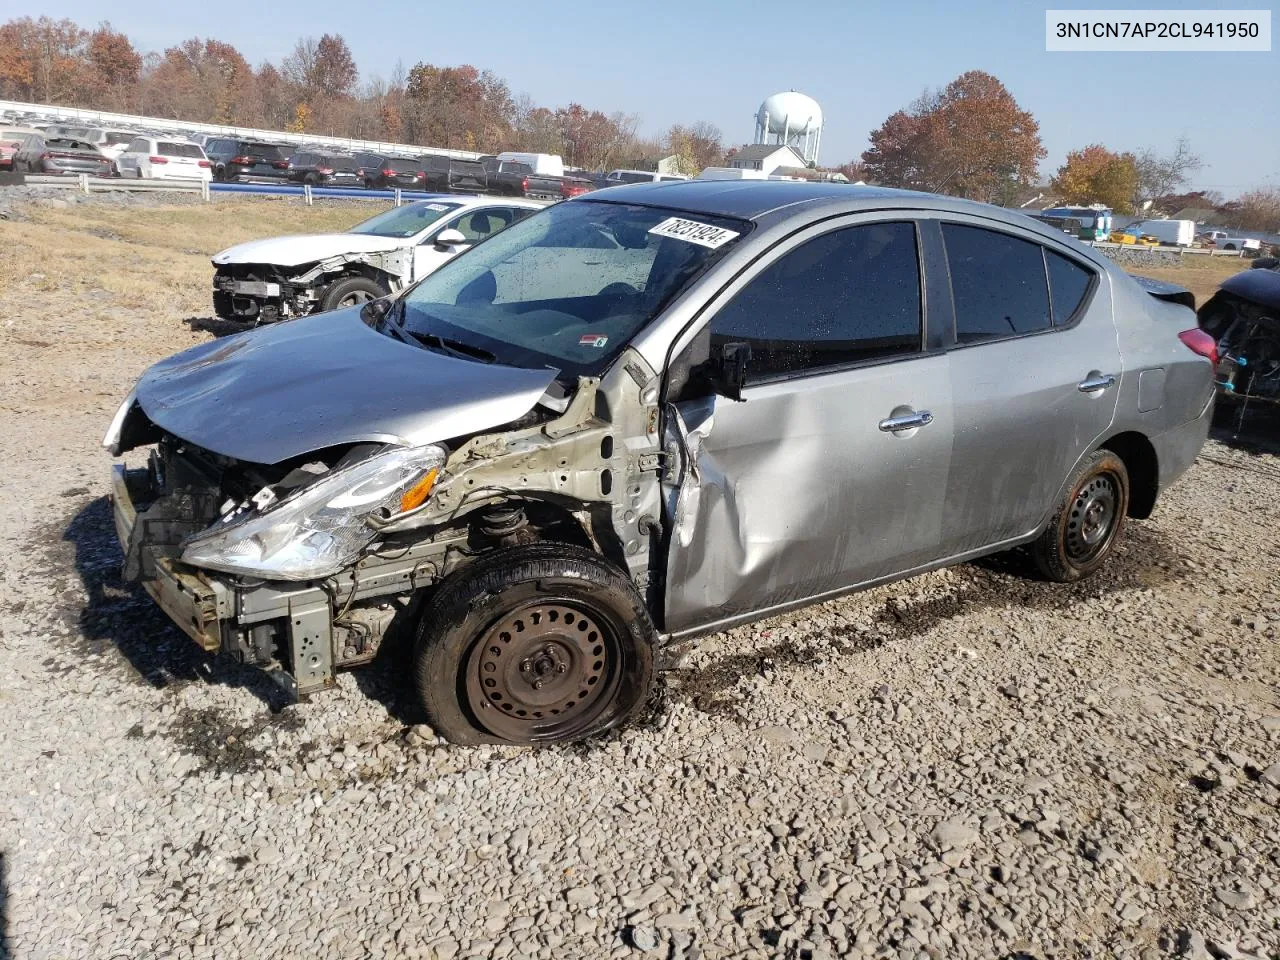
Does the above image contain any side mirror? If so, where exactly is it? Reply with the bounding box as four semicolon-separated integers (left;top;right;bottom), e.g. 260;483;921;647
711;341;751;402
360;297;392;324
434;228;467;250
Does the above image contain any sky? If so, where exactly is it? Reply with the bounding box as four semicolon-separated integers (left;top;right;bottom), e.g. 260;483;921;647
34;0;1280;197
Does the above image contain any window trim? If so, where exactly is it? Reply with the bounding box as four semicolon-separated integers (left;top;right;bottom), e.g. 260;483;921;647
935;217;1100;351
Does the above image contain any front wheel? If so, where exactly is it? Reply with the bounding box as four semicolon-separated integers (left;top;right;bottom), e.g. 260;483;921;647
413;543;656;745
318;276;383;312
1032;449;1130;582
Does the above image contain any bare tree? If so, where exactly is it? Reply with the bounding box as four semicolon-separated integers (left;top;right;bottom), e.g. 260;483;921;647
1133;137;1203;208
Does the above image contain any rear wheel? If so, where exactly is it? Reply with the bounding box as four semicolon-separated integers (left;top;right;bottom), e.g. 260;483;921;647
1033;449;1130;582
319;276;383;312
413;543;656;745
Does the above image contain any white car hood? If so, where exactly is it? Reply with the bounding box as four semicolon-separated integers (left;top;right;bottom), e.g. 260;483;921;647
212;233;409;268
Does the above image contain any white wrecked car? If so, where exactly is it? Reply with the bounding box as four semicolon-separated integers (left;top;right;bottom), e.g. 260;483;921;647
211;196;543;323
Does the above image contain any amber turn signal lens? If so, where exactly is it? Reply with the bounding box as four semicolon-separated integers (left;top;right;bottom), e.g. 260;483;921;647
399;468;438;513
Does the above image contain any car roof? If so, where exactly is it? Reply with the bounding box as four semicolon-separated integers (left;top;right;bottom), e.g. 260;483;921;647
581;180;1017;225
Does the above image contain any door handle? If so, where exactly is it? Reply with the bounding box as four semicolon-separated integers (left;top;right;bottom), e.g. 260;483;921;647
878;410;934;433
1078;374;1117;393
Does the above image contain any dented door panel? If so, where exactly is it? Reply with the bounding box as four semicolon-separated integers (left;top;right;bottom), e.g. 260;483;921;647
663;355;953;635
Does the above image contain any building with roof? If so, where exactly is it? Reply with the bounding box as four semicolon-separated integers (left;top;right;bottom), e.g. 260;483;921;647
726;144;808;176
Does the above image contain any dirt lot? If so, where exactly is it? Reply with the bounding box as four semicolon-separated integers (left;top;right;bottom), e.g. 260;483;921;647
0;195;1276;960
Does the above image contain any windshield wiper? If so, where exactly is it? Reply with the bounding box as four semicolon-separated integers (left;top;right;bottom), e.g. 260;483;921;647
409;330;497;364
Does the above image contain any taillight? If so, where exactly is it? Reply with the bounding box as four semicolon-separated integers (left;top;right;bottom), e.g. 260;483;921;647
149;156;168;164
316;166;333;175
521;176;529;192
273;160;289;169
1179;329;1218;366
39;151;52;160
197;160;211;168
231;155;251;164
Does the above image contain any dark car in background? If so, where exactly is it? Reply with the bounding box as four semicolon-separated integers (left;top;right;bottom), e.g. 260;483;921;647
421;153;487;193
353;153;426;191
485;157;592;201
287;150;361;187
10;134;114;177
204;138;292;182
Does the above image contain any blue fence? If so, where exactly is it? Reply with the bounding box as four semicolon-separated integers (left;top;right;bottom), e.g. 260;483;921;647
210;182;454;202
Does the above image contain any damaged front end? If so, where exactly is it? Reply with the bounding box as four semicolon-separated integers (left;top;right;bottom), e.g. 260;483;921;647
104;347;664;700
212;249;404;323
1200;264;1280;410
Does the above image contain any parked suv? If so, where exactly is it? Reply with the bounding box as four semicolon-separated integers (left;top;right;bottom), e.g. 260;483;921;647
353;153;426;190
106;183;1214;746
287;151;361;187
116;137;212;181
421;153;488;193
204;138;292;182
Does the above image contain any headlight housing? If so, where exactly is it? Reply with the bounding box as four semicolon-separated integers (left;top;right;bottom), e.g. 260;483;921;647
181;444;446;581
102;389;137;455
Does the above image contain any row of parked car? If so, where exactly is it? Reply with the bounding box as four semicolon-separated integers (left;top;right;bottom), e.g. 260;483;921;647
0;115;691;202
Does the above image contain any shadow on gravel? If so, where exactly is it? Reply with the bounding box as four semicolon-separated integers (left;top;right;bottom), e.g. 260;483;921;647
671;525;1186;721
185;316;252;338
1210;400;1280;456
57;496;291;711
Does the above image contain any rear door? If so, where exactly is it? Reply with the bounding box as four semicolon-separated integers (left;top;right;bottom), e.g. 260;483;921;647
663;217;954;635
936;219;1119;555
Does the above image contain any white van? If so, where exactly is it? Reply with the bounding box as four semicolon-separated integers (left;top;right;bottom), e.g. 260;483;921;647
1126;219;1196;247
495;152;564;178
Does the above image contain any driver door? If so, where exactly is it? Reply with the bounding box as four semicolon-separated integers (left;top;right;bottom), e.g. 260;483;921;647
663;218;954;635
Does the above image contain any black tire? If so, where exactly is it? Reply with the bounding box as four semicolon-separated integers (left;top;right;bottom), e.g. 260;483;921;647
1033;449;1130;582
213;165;226;182
304;173;317;186
413;542;656;746
319;276;384;313
1223;243;1236;251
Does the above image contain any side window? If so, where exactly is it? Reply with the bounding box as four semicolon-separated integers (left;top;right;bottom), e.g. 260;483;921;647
709;221;922;378
1046;250;1094;325
943;224;1051;343
449;208;515;242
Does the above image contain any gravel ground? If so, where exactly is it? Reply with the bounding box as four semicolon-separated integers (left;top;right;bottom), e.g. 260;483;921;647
1;195;1278;960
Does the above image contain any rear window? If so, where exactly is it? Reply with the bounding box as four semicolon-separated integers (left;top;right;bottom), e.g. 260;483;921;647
159;142;204;159
105;132;133;145
322;155;355;168
1046;251;1094;325
245;143;287;159
387;158;421;172
500;161;532;175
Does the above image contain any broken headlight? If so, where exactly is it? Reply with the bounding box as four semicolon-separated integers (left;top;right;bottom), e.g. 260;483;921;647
102;389;137;456
181;444;446;581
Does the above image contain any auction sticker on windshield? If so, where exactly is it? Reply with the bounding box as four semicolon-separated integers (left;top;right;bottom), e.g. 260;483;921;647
579;334;609;348
426;203;450;211
648;217;739;249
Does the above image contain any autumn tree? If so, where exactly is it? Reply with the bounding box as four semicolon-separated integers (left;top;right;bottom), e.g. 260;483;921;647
85;23;140;108
862;71;1044;202
1051;144;1139;213
139;37;254;124
666;121;722;173
404;62;514;149
0;17;89;103
282;34;357;100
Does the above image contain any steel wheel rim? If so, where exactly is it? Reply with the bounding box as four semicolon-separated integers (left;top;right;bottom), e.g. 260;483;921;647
338;290;375;308
465;600;621;741
1066;472;1118;562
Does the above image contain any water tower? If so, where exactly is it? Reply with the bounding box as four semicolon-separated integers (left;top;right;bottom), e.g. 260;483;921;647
754;91;824;165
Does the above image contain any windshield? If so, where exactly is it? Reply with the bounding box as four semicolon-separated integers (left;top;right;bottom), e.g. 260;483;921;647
393;200;749;377
348;201;460;238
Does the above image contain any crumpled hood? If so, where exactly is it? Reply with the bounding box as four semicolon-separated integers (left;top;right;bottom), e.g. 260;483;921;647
212;232;406;268
135;308;558;464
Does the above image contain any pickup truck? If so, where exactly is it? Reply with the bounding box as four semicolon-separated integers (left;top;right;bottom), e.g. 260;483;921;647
210;197;542;323
484;158;594;201
1199;230;1262;253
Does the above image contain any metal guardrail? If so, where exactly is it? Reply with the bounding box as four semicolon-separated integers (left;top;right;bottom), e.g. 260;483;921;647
8;174;459;205
1088;240;1246;257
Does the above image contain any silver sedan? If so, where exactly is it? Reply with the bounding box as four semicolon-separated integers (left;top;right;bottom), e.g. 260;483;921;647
107;182;1215;745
